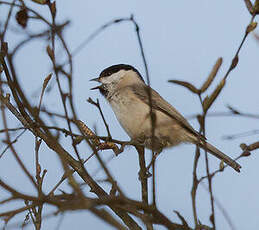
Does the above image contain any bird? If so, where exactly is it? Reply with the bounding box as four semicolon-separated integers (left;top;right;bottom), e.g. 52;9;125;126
90;64;241;172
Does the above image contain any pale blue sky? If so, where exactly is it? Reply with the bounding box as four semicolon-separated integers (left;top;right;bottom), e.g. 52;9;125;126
1;0;259;229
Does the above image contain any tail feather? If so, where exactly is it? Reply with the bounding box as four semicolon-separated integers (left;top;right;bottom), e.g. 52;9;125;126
200;142;241;173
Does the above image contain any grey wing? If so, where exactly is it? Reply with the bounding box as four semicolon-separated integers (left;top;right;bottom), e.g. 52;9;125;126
131;84;204;139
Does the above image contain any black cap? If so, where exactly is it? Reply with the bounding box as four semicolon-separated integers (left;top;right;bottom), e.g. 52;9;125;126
99;64;144;82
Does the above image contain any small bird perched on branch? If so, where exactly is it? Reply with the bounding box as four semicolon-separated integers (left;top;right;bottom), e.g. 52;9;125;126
91;64;241;172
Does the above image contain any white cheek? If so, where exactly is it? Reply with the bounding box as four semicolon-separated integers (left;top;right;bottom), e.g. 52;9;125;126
102;78;112;84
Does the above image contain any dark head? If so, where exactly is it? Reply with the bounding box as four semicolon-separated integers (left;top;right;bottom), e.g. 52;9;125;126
90;64;144;97
99;64;144;81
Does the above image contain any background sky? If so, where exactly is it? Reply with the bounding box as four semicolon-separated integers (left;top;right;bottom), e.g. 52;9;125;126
1;0;259;229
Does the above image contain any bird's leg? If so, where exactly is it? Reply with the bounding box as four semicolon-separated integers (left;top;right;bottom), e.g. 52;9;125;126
146;152;160;171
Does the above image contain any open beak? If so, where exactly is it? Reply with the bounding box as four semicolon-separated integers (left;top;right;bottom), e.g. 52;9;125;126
90;77;101;90
90;77;100;82
90;85;101;90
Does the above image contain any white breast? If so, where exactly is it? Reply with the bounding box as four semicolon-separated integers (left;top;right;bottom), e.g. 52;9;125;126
109;90;150;139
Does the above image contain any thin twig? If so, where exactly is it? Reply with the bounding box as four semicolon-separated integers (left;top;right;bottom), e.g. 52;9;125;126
87;97;112;138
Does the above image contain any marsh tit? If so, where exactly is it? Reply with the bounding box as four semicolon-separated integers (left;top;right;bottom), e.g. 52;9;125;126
91;64;241;172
